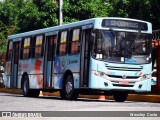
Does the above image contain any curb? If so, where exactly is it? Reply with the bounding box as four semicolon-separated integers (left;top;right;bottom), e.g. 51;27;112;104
0;88;22;94
0;88;160;103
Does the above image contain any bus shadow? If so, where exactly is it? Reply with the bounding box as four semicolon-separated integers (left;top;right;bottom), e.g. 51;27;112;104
34;96;117;103
27;95;135;103
34;96;136;103
0;92;135;103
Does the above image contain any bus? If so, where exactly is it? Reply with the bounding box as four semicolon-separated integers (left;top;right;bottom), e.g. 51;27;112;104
3;17;152;102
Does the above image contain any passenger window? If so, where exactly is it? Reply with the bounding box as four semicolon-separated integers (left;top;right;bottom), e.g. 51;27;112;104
22;38;31;59
70;29;81;54
57;31;68;55
34;35;44;58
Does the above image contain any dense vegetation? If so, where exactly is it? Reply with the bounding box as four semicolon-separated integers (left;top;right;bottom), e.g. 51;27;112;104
0;0;160;67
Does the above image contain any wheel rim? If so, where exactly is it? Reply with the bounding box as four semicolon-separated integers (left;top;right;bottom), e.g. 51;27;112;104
66;81;72;94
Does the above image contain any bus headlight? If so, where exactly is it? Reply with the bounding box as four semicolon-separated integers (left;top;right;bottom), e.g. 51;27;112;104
143;74;151;79
93;71;105;77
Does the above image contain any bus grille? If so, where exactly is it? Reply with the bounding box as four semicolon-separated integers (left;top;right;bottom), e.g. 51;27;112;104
105;65;142;71
108;75;140;79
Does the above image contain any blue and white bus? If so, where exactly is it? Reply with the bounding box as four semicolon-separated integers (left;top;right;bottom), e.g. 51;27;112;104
3;17;152;102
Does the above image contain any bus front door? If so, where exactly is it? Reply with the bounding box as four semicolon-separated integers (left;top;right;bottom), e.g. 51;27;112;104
80;28;92;87
44;34;57;88
11;41;20;88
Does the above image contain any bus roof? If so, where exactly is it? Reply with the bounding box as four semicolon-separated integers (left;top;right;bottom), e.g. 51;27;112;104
8;17;151;40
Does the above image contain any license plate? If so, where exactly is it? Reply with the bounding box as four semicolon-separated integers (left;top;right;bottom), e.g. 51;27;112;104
119;81;129;85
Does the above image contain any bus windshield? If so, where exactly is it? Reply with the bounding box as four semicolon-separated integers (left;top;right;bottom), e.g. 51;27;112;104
93;30;152;64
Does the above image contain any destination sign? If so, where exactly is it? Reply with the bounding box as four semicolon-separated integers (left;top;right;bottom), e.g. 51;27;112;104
102;19;148;30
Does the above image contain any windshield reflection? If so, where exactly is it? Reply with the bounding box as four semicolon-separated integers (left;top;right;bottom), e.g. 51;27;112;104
93;30;152;64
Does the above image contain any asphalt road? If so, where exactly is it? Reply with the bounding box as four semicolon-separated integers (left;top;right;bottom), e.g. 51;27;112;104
0;92;160;120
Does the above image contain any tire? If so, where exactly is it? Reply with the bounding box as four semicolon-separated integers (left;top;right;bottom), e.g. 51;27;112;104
22;75;30;97
22;75;40;97
113;91;128;102
60;75;78;100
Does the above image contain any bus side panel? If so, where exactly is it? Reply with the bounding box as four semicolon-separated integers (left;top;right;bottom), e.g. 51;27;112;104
17;74;22;89
3;62;11;87
66;55;80;89
53;55;80;89
73;73;80;88
13;64;18;87
29;74;43;89
53;57;64;89
18;58;44;89
88;58;100;89
17;60;23;89
89;73;100;89
53;74;63;89
52;73;80;89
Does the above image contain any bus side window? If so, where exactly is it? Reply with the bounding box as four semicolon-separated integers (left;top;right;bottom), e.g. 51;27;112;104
57;31;68;55
21;37;31;59
70;28;81;54
6;41;13;61
34;35;44;58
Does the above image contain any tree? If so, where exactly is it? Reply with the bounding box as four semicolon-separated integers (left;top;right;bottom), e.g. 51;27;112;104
107;0;160;29
63;0;112;23
19;0;59;32
1;0;160;80
149;0;160;29
0;0;21;77
107;0;129;17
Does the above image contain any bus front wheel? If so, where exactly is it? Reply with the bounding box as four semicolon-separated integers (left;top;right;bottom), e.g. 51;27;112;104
113;91;128;102
60;75;78;100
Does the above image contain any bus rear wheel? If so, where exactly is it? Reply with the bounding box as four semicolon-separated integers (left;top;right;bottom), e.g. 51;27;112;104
22;75;40;97
60;75;78;100
113;91;128;102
